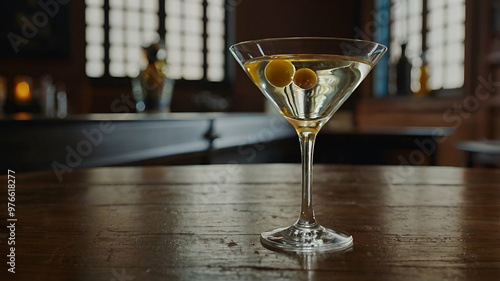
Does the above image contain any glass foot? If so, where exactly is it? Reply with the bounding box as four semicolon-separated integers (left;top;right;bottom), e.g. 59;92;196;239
261;224;353;253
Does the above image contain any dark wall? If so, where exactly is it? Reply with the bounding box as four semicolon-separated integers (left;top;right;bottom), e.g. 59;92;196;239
0;1;89;113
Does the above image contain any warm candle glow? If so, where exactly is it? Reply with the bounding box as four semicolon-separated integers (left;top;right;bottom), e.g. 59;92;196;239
15;81;31;104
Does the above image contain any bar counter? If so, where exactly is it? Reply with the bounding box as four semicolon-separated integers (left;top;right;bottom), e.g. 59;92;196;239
1;164;499;280
0;112;453;173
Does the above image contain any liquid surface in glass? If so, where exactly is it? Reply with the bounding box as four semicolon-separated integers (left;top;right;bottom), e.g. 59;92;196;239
244;54;373;131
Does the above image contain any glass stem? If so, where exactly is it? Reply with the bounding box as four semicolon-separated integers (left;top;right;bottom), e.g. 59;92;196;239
296;130;318;228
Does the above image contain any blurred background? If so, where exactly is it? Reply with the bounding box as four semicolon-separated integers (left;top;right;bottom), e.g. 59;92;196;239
1;0;499;172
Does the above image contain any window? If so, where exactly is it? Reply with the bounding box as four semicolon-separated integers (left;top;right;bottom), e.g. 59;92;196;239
165;0;226;81
425;0;465;90
85;0;228;82
85;0;106;77
374;0;466;96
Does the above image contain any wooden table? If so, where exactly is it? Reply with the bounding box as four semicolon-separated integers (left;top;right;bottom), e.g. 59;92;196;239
1;164;500;280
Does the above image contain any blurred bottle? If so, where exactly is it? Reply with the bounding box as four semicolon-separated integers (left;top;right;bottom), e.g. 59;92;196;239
56;83;67;118
396;43;412;96
132;44;174;113
40;75;56;117
415;51;430;97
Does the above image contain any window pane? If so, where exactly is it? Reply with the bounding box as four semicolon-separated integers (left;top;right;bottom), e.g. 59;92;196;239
407;34;422;63
390;0;424;93
427;48;444;74
447;23;465;42
143;12;159;30
125;11;140;29
443;63;464;88
110;10;124;27
431;45;444;63
183;51;203;65
110;0;125;9
408;0;422;15
207;36;224;51
86;26;104;43
183;65;203;80
86;7;104;26
448;0;465;4
445;43;464;64
389;0;465;93
427;28;444;47
184;1;203;18
447;3;465;23
391;0;408;20
126;47;141;62
390;41;402;62
428;0;445;10
408;15;422;34
166;0;182;16
167;49;182;63
86;0;104;6
86;61;104;77
166;32;182;49
110;62;126;77
166;16;182;32
207;51;224;65
110;28;125;44
109;45;125;61
142;31;159;45
207;21;224;36
426;0;465;91
125;0;140;10
127;63;140;77
168;64;182;79
87;45;104;60
427;9;444;29
207;3;225;20
86;0;226;80
143;0;158;12
428;65;443;89
183;35;203;51
184;18;203;35
207;64;224;82
391;21;403;40
126;30;141;45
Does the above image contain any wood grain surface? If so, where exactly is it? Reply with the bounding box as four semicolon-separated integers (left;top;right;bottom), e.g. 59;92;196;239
1;164;500;280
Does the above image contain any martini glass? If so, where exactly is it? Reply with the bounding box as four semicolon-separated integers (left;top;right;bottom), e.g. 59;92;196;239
230;37;386;253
